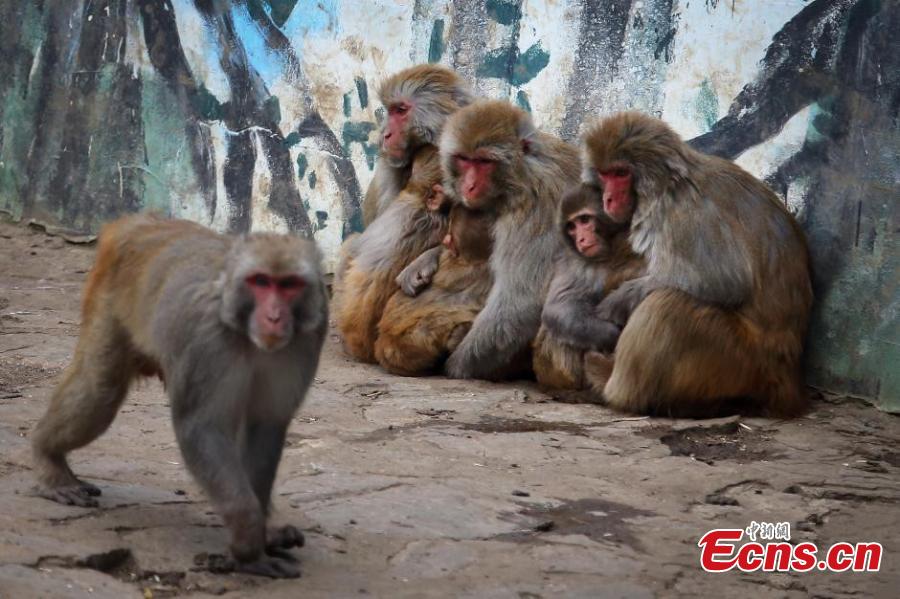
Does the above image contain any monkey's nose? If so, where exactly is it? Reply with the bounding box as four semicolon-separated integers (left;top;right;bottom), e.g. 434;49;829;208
267;314;281;324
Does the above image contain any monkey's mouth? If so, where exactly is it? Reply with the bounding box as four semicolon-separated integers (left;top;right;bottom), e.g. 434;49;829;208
255;334;288;352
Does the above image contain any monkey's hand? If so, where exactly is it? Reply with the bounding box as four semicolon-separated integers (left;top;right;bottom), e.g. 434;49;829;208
204;552;301;579
595;277;653;327
444;349;473;379
396;246;442;296
589;321;623;353
425;183;447;212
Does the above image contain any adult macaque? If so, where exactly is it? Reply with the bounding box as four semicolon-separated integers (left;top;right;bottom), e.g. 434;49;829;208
336;65;472;362
583;112;813;416
31;216;328;578
433;100;581;378
533;184;645;389
335;146;450;362
375;204;494;376
361;64;473;225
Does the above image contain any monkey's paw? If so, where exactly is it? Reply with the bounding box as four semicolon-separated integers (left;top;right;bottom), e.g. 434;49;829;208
444;353;473;379
267;524;305;552
397;267;436;297
203;553;301;579
33;481;101;508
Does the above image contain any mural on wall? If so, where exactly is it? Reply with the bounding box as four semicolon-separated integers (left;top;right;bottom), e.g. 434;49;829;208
0;0;897;408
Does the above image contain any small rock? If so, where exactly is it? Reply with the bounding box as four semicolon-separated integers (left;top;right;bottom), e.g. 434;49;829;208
533;520;555;533
704;493;739;506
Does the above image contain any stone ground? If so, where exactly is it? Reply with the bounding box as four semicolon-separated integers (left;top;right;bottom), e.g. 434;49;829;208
0;219;898;599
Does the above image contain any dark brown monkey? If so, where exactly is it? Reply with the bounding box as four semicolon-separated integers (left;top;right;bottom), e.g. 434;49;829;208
422;100;581;378
31;215;328;578
582;111;813;416
361;64;473;225
374;204;494;376
533;184;645;389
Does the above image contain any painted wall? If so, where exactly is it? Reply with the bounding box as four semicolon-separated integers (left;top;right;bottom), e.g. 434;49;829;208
0;0;897;409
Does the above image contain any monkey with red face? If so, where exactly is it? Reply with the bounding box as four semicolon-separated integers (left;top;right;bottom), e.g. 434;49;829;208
533;184;646;390
335;65;472;363
361;64;473;226
423;100;582;379
31;215;328;578
583;112;813;416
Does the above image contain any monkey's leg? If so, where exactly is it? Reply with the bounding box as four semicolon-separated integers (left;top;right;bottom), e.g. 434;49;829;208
175;396;299;579
605;290;757;416
242;420;305;556
31;321;134;507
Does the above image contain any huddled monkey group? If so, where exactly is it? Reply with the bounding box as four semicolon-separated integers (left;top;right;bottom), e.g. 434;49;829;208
336;64;813;418
30;63;813;579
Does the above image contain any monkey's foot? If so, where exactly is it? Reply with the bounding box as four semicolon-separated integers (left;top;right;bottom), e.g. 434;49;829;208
204;553;301;579
33;481;101;507
267;524;305;551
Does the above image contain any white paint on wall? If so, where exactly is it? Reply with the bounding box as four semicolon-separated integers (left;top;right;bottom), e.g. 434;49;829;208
660;0;808;138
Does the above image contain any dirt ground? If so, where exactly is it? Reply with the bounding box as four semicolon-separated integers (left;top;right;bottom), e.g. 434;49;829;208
0;219;898;599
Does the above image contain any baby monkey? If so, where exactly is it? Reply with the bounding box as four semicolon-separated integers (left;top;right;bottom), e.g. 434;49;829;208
534;183;645;389
31;215;328;578
375;202;494;375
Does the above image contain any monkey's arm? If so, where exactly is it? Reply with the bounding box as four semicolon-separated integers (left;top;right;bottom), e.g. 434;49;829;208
396;246;442;296
445;235;551;379
171;361;298;578
594;275;660;328
541;268;621;351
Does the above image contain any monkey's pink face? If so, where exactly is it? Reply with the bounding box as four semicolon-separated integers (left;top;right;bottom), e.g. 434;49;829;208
599;166;634;223
383;101;413;159
245;273;306;351
566;210;604;258
454;154;496;209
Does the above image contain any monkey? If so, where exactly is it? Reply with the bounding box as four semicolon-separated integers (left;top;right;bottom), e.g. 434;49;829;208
30;215;328;578
361;64;473;226
334;145;451;362
334;65;472;363
581;111;813;416
417;100;581;379
374;203;494;376
533;183;646;390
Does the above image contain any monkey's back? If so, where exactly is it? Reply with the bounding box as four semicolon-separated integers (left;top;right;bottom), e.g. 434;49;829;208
84;215;231;358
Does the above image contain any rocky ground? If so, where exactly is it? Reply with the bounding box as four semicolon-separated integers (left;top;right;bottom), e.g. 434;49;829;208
0;218;898;598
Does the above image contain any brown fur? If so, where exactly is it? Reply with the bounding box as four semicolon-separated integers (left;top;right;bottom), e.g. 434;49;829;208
336;146;449;362
375;205;494;375
582;112;813;416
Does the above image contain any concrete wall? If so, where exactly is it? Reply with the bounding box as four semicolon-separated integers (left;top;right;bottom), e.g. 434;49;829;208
0;0;897;409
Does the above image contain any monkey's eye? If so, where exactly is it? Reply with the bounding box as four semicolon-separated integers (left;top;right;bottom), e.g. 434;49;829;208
247;274;272;288
566;222;576;233
390;103;410;115
277;277;305;291
602;167;631;178
576;215;594;225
